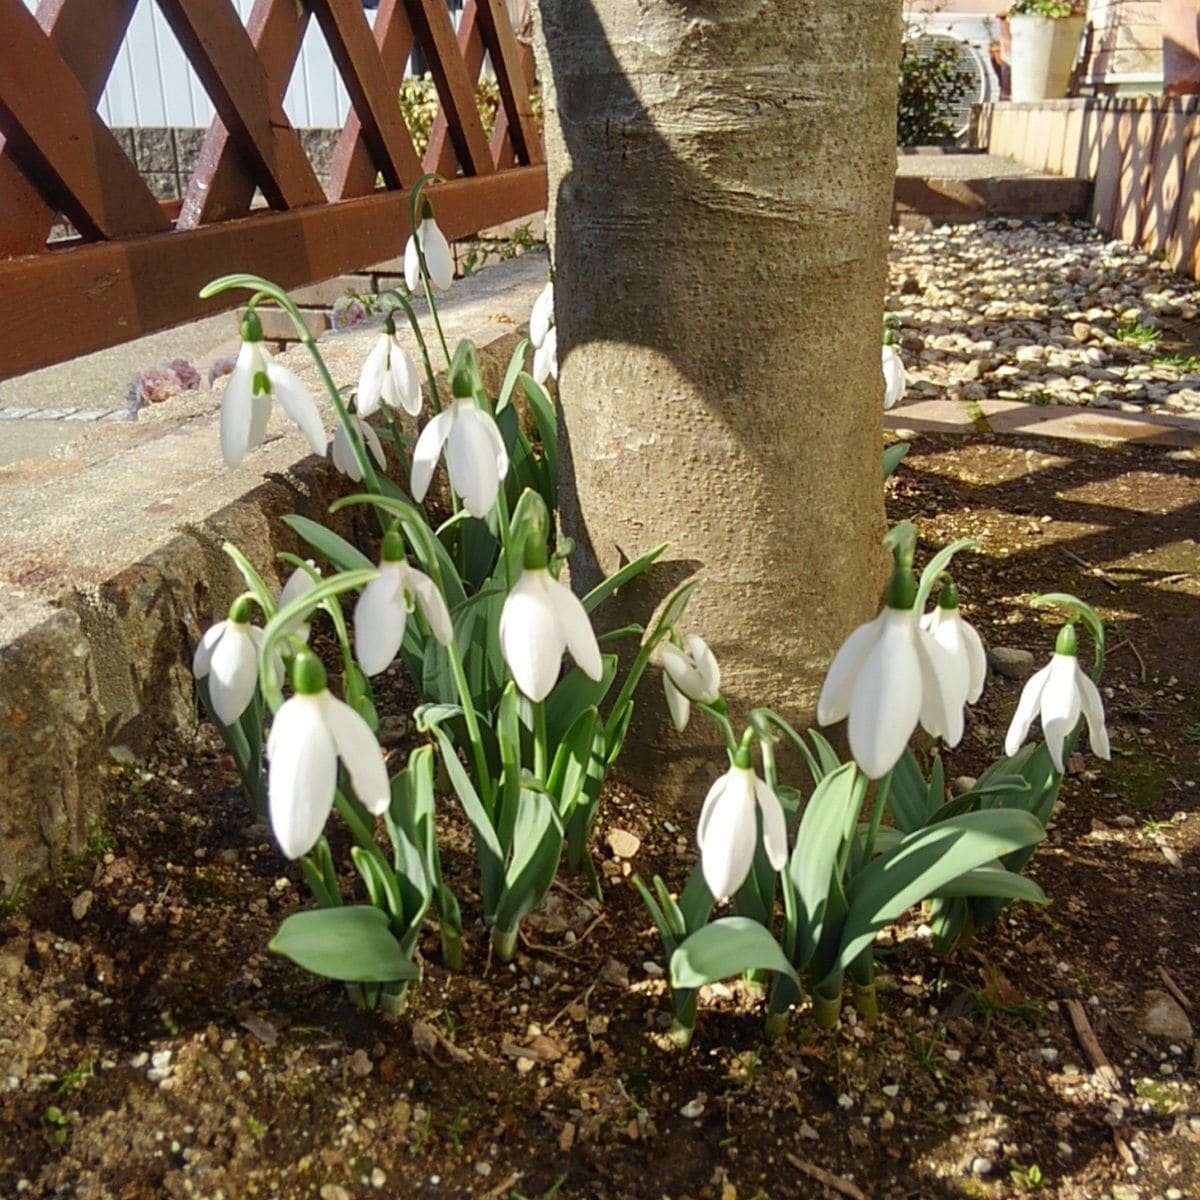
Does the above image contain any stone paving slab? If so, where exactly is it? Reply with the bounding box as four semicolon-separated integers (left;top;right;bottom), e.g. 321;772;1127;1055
886;397;1200;450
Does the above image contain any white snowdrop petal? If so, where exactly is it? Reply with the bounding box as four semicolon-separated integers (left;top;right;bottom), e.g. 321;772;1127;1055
193;622;227;678
818;611;885;726
1004;660;1053;760
390;345;423;416
268;697;338;859
403;235;421;292
960;616;988;703
1040;653;1083;773
357;336;390;417
499;579;563;701
699;772;757;901
882;344;907;410
754;777;789;871
354;569;407;676
408;569;454;646
268;363;327;456
684;633;721;702
847;611;922;779
917;631;964;747
219;345;258;467
446;405;501;518
696;773;729;849
322;694;390;815
529;281;554;349
410;408;454;502
1075;666;1111;761
208;624;259;725
552;579;603;682
421;220;455;290
663;674;691;733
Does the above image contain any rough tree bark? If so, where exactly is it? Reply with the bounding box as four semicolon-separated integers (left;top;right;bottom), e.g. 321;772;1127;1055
533;0;902;802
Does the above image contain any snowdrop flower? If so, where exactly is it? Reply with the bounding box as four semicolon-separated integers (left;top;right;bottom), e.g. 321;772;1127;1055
919;580;987;734
697;758;788;901
817;568;960;779
661;633;721;733
354;530;453;676
267;650;390;859
192;596;262;726
529;281;554;350
500;556;602;702
357;317;421;417
330;415;387;483
220;310;326;467
882;341;906;411
1005;624;1110;772
404;205;454;292
411;398;509;518
533;325;558;385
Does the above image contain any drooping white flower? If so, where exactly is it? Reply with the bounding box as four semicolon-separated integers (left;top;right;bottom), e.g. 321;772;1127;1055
1004;626;1110;773
355;533;453;676
267;651;390;859
404;214;454;292
330;415;388;482
220;312;326;467
499;566;602;702
533;325;558;385
697;763;788;901
529;281;554;350
410;398;510;518
661;633;721;733
882;343;906;411
919;581;987;728
278;563;319;642
193;615;260;726
817;602;960;779
357;325;421;417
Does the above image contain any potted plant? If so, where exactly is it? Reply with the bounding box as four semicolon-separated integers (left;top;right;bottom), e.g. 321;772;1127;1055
1007;1;1086;102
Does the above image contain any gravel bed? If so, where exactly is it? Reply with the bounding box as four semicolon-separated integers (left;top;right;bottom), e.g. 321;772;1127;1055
887;219;1200;418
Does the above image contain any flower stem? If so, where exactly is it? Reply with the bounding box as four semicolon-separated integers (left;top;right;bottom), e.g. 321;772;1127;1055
440;925;465;972
812;986;844;1029
491;925;519;963
862;768;893;864
421;272;452;371
534;700;548;781
446;639;494;814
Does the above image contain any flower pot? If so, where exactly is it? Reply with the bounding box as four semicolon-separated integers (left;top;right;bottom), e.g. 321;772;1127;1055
1009;14;1085;102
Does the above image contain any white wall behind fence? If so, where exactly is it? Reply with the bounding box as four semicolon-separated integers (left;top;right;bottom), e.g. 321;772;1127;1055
21;0;438;129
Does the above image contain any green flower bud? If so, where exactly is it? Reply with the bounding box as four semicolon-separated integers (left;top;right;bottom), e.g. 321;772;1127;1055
381;528;406;563
1054;622;1078;657
937;578;959;610
291;649;327;695
240;308;263;343
228;594;255;625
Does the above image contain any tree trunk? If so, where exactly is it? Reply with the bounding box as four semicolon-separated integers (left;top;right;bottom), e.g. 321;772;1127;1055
534;0;901;803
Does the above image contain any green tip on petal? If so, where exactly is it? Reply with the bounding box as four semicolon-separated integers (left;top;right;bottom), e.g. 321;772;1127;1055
1055;622;1078;657
291;649;327;695
252;370;270;397
381;528;406;563
937;578;959;610
228;594;255;625
240;308;263;343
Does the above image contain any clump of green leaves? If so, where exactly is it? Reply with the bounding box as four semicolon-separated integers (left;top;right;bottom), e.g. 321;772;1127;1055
1009;1;1082;16
897;36;973;147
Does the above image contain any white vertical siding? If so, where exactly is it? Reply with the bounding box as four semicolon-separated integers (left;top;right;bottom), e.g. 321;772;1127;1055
20;0;419;129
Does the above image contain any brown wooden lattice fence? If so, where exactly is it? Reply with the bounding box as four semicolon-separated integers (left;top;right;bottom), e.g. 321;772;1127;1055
0;0;545;381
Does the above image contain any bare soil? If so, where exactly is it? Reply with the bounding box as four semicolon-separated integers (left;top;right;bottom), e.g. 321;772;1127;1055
2;430;1199;1200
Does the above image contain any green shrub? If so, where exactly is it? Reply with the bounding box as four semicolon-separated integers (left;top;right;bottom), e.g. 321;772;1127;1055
897;36;974;147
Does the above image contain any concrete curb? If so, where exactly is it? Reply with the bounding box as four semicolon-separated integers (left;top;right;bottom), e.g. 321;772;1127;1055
0;255;546;892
